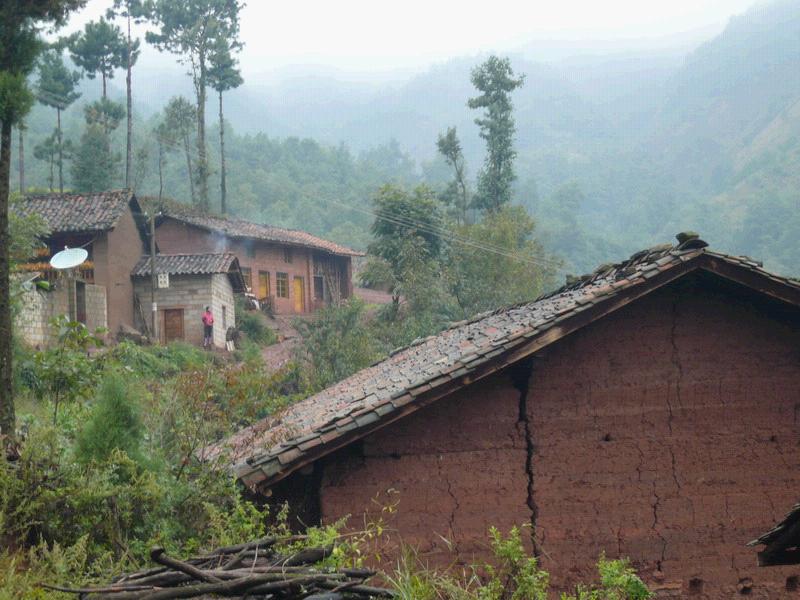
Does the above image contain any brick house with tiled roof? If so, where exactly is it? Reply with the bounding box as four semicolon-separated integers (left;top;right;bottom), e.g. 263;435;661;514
17;190;148;337
150;202;363;315
215;235;800;598
132;253;245;347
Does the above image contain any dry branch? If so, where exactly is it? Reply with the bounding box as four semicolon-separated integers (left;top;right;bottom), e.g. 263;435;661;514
46;537;395;599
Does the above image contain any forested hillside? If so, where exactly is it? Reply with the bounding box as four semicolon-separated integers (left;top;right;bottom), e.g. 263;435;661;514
10;0;800;275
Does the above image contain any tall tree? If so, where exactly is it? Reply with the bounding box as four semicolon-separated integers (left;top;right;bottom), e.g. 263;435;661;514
436;126;469;224
33;131;59;191
106;0;146;189
160;96;198;204
0;0;87;446
147;0;244;212
72;97;124;192
35;49;81;194
69;18;126;99
17;122;25;193
362;184;443;309
468;55;524;213
208;38;242;214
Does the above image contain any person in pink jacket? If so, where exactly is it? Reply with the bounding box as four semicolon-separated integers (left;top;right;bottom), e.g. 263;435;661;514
202;306;214;348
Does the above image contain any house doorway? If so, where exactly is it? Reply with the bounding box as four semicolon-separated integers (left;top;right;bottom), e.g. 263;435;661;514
293;276;305;313
163;308;184;343
75;281;87;325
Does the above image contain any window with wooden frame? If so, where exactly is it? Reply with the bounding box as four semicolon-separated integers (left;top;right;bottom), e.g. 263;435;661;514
241;267;252;290
283;247;293;263
276;272;289;298
258;271;270;299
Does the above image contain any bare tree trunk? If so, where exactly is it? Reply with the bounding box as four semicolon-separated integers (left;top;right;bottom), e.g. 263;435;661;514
125;13;133;189
102;71;107;99
18;123;24;193
49;154;54;192
183;134;196;204
0;119;15;441
219;91;226;214
195;59;208;212
57;107;64;194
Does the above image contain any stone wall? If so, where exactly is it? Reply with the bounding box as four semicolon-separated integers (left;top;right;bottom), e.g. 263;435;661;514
133;273;234;348
302;273;800;598
16;281;106;348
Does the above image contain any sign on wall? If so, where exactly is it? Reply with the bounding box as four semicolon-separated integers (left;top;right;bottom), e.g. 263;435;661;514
157;273;170;289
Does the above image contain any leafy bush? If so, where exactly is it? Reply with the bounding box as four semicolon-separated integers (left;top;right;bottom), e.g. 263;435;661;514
295;299;384;390
236;302;277;346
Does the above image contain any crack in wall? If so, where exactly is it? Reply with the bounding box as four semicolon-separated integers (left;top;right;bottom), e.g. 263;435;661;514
437;458;460;553
651;481;667;566
512;358;539;558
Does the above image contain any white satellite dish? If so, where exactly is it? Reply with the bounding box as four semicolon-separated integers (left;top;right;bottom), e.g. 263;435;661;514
50;247;88;270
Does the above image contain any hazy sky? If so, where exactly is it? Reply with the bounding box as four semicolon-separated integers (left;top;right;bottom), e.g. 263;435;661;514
65;0;757;76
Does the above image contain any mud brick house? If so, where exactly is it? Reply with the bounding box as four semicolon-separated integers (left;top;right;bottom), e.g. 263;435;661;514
16;191;148;340
131;253;245;348
151;205;362;315
215;235;800;598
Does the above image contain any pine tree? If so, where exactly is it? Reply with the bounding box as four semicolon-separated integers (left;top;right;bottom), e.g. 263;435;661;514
160;96;198;204
106;0;146;189
0;0;87;446
147;0;244;212
33;130;59;191
71;123;120;192
84;96;125;134
69;18;126;99
468;55;525;213
35;49;82;194
208;38;243;214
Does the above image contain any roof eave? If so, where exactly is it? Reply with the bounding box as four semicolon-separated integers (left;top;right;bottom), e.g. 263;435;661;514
234;251;800;492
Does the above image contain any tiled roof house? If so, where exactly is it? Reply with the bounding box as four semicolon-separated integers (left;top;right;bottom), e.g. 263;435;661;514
17;191;148;337
150;201;363;315
215;234;800;598
132;253;246;347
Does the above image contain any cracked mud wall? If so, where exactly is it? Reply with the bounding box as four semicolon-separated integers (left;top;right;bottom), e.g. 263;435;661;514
319;370;531;565
313;272;800;597
527;273;800;597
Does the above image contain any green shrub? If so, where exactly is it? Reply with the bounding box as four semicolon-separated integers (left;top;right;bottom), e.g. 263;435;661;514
74;373;144;465
236;304;277;346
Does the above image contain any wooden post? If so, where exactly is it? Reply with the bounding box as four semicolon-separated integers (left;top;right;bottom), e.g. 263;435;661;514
149;212;158;343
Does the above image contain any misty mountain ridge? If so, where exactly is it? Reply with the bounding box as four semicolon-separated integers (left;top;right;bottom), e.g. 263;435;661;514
15;0;800;277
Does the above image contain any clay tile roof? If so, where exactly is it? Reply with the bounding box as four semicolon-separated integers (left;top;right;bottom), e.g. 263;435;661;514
212;236;800;490
19;190;135;234
154;201;363;257
131;253;239;277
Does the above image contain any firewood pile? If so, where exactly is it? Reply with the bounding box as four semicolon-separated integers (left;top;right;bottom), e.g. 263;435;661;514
44;536;396;599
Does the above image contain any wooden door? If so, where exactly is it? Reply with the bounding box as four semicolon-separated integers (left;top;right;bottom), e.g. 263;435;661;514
258;271;270;300
75;281;87;324
163;309;184;343
293;276;305;313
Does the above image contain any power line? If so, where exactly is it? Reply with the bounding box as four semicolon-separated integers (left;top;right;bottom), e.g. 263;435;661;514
321;197;560;269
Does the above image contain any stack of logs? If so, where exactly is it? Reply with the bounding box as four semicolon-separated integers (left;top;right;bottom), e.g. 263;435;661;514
45;536;395;599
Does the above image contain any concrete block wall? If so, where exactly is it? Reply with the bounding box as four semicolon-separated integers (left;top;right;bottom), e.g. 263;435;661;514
210;273;235;348
134;274;233;348
15;281;106;348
